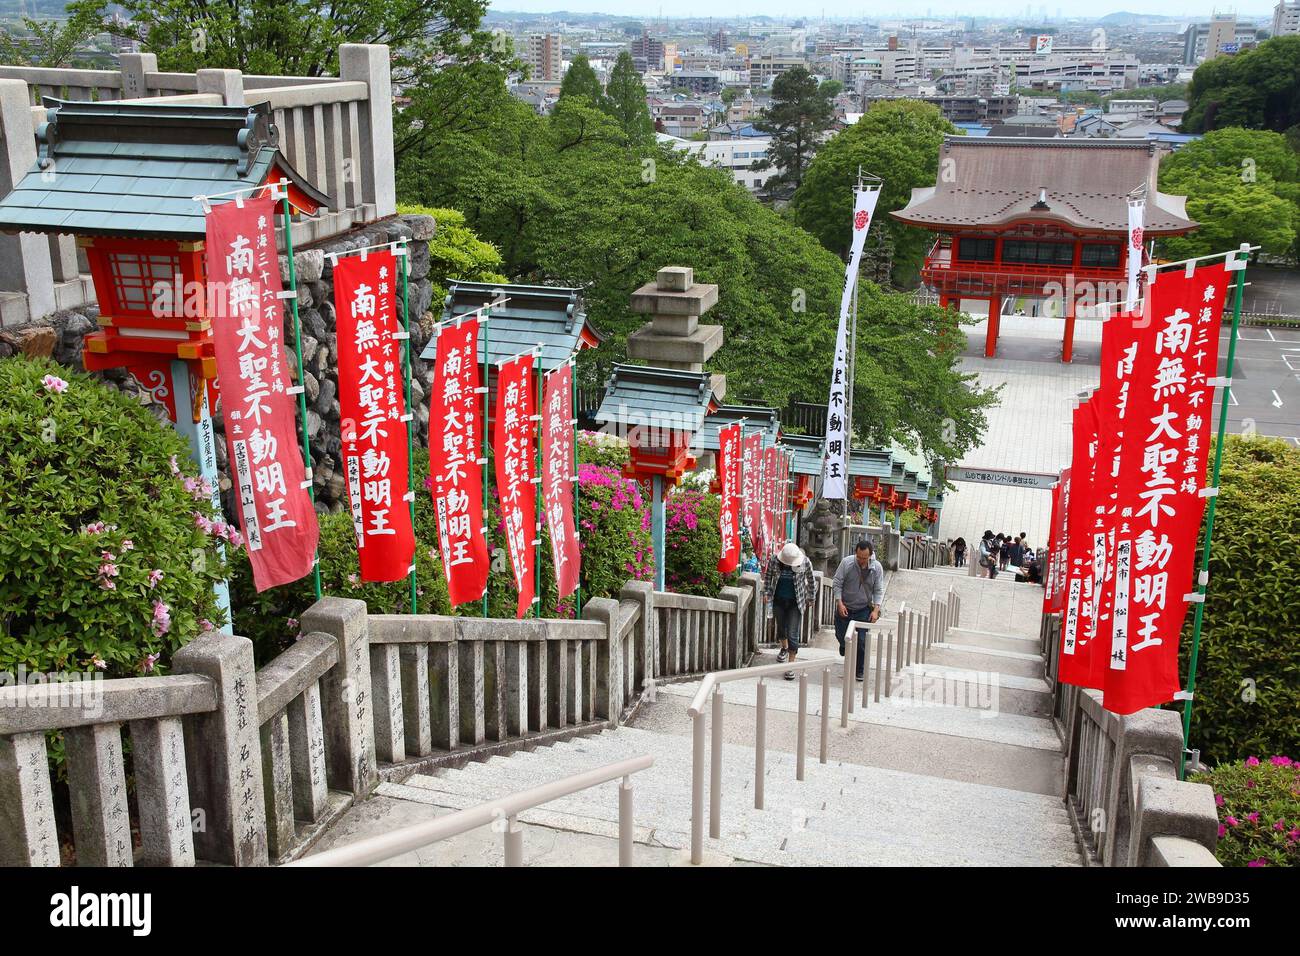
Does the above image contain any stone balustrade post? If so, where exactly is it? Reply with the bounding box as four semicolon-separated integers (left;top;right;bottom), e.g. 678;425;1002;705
338;44;396;218
619;580;656;688
300;596;378;799
197;68;245;106
584;598;621;722
171;632;269;866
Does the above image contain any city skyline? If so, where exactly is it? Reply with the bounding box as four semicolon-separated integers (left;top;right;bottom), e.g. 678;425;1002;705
489;3;1278;21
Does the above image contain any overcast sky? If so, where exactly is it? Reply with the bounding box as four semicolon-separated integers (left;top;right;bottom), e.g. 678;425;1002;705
490;2;1275;21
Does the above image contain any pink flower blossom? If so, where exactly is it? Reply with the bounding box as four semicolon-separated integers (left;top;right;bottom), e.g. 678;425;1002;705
1217;824;1226;838
1274;820;1286;832
1288;829;1300;842
148;569;164;588
1214;793;1224;807
1270;756;1293;766
121;539;133;552
1247;859;1267;867
169;455;181;476
141;653;160;673
1225;816;1239;827
199;619;215;632
151;599;171;637
41;373;68;393
91;655;107;670
1246;812;1260;824
286;618;299;631
1245;756;1260;767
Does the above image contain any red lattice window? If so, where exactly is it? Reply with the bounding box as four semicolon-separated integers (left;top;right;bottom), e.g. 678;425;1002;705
106;251;182;316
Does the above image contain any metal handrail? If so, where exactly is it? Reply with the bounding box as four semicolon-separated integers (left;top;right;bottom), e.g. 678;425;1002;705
290;754;654;867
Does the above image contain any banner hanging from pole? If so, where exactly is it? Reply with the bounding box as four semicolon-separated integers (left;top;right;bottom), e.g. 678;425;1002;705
1126;193;1146;313
430;317;489;605
717;423;742;573
495;353;537;619
742;431;763;559
1103;261;1230;715
821;185;881;499
204;196;319;592
1058;397;1100;687
334;249;416;583
542;363;581;601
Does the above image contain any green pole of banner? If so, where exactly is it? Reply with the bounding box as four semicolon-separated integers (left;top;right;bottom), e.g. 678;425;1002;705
481;316;492;619
1179;249;1247;780
535;349;544;620
398;240;416;614
570;357;583;619
281;190;321;600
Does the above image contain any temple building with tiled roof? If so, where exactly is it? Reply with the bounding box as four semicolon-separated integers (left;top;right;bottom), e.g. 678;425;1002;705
892;136;1197;362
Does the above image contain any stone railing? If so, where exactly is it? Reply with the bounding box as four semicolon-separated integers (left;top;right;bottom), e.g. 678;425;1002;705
1053;644;1221;867
0;574;766;866
0;45;395;326
838;523;902;571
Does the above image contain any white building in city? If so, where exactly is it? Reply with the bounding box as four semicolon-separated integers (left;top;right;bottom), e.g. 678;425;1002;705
656;132;772;192
1274;0;1300;35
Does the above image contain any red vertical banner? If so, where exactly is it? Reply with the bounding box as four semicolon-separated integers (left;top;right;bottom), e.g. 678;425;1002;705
1042;477;1062;613
542;363;580;600
1047;467;1072;614
762;446;778;559
1059;398;1100;687
204;195;318;592
1103;262;1230;715
717;424;742;573
742;432;763;557
334;250;415;583
495;354;537;619
429;317;489;605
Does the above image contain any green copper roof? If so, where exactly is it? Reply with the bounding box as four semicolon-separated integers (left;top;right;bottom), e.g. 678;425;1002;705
696;404;781;453
594;364;714;436
0;99;329;239
420;280;601;372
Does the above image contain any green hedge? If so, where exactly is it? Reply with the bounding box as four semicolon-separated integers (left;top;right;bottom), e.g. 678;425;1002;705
0;357;229;678
1178;436;1300;764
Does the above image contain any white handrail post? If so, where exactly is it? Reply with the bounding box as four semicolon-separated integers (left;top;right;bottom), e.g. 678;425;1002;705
754;680;766;810
709;688;724;839
618;775;634;867
796;672;808;781
503;813;523;867
819;667;830;764
874;623;884;702
841;629;854;726
860;624;871;708
690;713;704;864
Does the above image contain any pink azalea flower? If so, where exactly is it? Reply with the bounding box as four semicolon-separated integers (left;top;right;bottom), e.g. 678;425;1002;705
1247;859;1267;867
91;655;107;670
98;579;116;591
1245;756;1260;767
41;373;68;393
1246;812;1260;824
1274;820;1286;832
168;454;181;476
1288;830;1300;842
141;653;160;673
224;527;243;549
148;569;164;588
199;619;215;632
286;618;299;631
1214;793;1224;807
121;539;133;552
1225;816;1239;827
151;599;171;637
1270;756;1293;766
1217;824;1226;838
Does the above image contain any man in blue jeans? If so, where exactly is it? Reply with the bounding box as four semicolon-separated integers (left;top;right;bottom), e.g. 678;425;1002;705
832;539;884;680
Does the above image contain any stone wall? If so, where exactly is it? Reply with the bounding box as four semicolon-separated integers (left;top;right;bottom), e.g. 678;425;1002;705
0;213;439;520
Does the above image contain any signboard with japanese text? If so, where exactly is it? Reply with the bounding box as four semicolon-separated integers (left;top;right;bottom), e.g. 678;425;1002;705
334;250;416;583
542;363;580;600
494;354;537;619
429;318;490;605
1059;398;1100;686
204;196;318;592
742;431;763;558
717;423;742;573
1103;262;1229;714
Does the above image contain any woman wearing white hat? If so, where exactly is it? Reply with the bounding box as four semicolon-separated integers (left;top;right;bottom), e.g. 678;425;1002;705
763;541;816;680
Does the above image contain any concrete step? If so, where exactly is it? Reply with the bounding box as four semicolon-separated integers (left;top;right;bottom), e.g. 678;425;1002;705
944;627;1043;655
893;663;1054;719
924;644;1045;680
377;725;1079;866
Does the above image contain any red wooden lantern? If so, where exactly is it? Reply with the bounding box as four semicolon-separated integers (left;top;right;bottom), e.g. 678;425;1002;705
851;475;878;501
870;482;890;506
791;473;814;507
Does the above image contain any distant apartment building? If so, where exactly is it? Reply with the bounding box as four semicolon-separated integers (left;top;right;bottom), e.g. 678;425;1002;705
710;29;729;54
524;34;563;82
671;71;721;95
108;12;138;54
654;103;707;137
749;55;806;87
1274;1;1300;35
1182;16;1258;64
865;90;1017;125
631;34;666;72
657;133;773;192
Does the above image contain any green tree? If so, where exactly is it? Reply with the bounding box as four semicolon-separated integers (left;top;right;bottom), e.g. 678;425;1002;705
1182;35;1300;134
793;99;958;287
0;0;107;68
395;204;507;304
558;53;604;107
601;51;654;145
753;66;835;195
1158;127;1300;259
396;79;998;467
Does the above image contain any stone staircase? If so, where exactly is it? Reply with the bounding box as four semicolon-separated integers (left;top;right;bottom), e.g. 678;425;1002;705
309;569;1082;867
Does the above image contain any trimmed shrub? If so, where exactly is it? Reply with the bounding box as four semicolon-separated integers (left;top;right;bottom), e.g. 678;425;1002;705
663;485;728;596
576;429;630;469
0;357;229;677
1178;436;1300;764
1193;755;1300;867
577;463;652;598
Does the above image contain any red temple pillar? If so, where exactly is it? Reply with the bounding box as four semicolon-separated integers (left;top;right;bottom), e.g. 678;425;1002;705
1062;295;1077;363
985;295;1001;358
